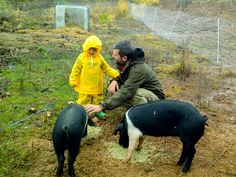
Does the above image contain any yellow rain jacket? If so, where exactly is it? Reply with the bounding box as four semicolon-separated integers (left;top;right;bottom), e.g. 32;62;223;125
69;35;119;94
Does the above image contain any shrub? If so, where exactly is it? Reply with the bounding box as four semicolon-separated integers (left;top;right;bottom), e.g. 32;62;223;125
118;0;129;17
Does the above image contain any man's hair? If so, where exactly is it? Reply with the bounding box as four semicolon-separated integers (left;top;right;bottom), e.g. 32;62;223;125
113;40;134;59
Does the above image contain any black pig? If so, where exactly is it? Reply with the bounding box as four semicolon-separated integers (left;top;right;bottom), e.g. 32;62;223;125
114;100;208;173
52;104;88;177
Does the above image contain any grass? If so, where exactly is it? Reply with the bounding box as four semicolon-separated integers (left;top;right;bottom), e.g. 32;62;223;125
0;45;77;176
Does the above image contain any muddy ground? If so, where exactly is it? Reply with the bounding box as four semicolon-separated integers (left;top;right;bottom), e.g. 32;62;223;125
25;67;236;177
1;6;236;177
29;80;236;177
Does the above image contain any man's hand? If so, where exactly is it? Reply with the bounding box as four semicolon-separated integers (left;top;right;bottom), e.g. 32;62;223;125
108;80;119;95
85;104;102;116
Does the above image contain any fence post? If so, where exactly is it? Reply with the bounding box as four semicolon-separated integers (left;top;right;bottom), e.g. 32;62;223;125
216;17;220;63
168;11;181;40
152;7;158;30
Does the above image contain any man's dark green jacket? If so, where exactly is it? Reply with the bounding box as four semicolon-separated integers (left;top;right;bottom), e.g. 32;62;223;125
101;48;165;110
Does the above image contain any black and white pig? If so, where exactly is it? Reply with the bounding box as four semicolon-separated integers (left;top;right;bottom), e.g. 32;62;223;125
52;104;88;177
114;100;208;173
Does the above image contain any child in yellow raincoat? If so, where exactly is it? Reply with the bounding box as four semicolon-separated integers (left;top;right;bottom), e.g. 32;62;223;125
69;35;119;117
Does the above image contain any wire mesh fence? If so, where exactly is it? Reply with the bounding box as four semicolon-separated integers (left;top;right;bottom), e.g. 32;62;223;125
1;1;236;70
129;3;236;69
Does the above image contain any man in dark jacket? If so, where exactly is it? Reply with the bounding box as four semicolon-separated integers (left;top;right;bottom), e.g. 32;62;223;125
85;40;165;115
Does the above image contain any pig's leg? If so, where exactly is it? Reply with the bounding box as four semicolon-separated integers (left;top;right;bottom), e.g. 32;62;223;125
68;145;80;177
178;136;191;166
123;135;139;163
136;136;144;151
55;151;65;176
177;143;186;166
182;142;196;173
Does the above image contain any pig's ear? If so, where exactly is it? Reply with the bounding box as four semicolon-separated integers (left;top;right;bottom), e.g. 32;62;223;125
114;123;123;135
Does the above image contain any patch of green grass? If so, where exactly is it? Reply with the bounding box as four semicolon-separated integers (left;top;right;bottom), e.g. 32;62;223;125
0;125;42;177
0;46;78;176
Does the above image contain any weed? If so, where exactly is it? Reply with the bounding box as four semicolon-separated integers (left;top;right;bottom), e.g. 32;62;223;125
98;13;115;30
132;0;160;6
118;0;129;17
170;51;193;81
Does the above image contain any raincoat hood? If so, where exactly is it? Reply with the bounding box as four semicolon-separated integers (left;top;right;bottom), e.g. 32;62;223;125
69;35;119;95
82;35;102;55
